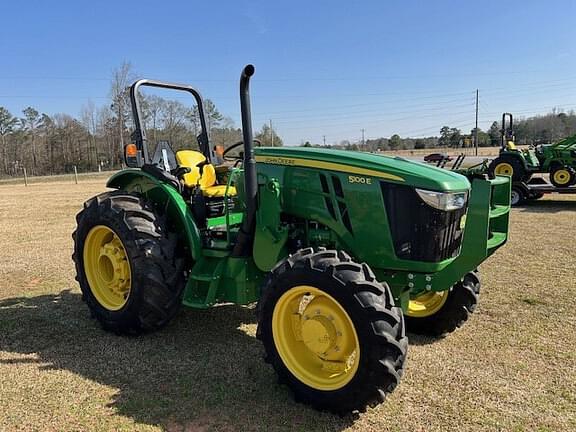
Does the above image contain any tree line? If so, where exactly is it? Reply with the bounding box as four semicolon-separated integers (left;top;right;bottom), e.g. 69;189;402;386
302;110;576;152
0;62;283;178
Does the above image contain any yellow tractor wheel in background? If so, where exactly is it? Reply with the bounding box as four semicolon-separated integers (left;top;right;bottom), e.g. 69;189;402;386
550;167;575;188
494;162;514;177
488;156;527;182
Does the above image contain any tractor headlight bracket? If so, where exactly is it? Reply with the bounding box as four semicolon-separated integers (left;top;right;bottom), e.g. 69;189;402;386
415;189;468;211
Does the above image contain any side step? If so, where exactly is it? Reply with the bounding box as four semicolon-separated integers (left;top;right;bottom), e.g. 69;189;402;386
182;258;225;308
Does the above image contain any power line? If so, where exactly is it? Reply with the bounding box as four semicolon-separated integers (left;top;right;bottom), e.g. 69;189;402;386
279;112;475;134
261;101;475;125
2;77;574;106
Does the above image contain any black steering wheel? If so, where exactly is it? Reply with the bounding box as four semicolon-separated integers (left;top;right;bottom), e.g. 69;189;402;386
223;139;262;162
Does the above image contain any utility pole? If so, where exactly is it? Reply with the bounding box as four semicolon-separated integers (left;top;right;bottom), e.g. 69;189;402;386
474;89;479;156
269;119;274;146
361;128;365;147
323;135;326;146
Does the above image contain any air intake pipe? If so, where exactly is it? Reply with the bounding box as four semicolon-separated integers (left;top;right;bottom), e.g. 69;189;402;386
232;64;258;257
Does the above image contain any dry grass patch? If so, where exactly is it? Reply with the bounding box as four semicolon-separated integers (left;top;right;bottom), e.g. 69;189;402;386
0;180;575;431
379;146;501;158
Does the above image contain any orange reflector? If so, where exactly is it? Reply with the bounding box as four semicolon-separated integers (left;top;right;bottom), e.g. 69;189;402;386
126;144;138;157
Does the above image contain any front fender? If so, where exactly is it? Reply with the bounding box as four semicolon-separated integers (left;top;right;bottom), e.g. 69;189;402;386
107;169;202;261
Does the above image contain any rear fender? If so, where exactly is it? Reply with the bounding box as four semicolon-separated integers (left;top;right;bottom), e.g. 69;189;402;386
106;170;202;261
507;151;533;170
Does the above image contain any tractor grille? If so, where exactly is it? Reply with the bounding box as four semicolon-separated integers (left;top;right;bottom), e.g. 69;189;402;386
381;182;466;262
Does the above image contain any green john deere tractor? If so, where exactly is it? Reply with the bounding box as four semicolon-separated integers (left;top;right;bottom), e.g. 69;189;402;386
73;65;511;413
488;112;576;187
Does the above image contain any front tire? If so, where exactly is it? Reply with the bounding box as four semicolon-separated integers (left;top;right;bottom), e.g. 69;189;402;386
257;248;407;413
73;191;186;335
405;272;480;337
550;166;575;188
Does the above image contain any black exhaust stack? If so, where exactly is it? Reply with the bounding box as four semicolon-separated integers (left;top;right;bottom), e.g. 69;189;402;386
232;64;258;257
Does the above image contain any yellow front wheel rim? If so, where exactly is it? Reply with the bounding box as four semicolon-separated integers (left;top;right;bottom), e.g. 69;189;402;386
83;225;131;311
553;169;571;185
494;162;514;176
272;286;360;391
407;291;448;318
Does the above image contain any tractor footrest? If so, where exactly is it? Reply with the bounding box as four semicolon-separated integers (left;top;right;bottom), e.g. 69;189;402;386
487;232;507;255
183;258;225;308
489;205;508;219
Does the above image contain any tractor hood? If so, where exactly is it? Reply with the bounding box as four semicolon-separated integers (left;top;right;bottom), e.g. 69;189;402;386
254;147;470;192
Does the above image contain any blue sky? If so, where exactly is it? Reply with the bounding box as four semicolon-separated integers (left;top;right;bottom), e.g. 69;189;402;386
1;0;575;145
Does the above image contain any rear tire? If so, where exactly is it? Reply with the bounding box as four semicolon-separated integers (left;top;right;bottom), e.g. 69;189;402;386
73;191;186;335
488;156;528;182
257;248;408;413
510;186;525;206
405;272;480;337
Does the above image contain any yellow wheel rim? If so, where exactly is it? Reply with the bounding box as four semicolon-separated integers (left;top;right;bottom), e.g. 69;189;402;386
553;169;571;185
272;286;360;391
83;225;131;311
494;162;514;176
407;291;448;318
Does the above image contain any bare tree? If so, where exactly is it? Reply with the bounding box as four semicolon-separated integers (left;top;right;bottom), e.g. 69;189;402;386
40;114;55;173
161;100;188;146
21;107;42;174
142;95;165;143
110;62;136;165
81;100;98;169
97;106;114;167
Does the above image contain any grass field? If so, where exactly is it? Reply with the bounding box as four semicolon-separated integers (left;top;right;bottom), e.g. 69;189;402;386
377;146;502;158
1;178;575;432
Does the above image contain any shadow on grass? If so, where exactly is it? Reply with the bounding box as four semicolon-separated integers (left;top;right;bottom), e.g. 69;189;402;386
517;198;576;213
406;333;443;346
0;290;355;431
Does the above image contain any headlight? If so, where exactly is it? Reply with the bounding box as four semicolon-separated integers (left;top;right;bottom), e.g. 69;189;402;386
415;188;468;211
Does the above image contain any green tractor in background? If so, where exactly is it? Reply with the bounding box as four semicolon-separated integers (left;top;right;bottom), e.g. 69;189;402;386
488;112;576;187
73;65;511;413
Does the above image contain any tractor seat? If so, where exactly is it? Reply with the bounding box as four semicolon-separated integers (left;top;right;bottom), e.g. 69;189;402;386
175;150;237;197
506;141;517;150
